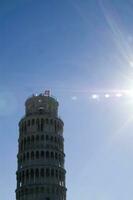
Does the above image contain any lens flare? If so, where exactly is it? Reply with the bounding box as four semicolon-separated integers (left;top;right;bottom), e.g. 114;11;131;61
105;94;110;98
91;94;99;99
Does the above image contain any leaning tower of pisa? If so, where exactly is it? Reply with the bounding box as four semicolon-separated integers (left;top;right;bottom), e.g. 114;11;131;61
16;91;67;200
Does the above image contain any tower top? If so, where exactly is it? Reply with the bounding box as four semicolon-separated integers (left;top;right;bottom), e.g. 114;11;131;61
33;90;51;97
25;90;59;117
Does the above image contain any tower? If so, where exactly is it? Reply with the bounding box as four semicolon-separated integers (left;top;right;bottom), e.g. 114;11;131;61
16;92;67;200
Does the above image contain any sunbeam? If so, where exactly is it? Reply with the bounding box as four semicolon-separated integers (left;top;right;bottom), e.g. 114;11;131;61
99;0;133;68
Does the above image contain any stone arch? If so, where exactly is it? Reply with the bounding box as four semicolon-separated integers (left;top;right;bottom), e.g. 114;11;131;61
35;168;39;178
51;168;54;177
41;118;44;131
31;135;35;143
28;119;30;126
41;168;44;177
26;152;29;160
54;120;57;132
24;121;27;132
23;153;26;162
46;168;50;177
55;170;58;178
21;122;24;132
41;151;44;158
41;135;44;141
20;155;23;163
36;118;40;130
36;151;39;159
31;151;34;160
59;170;61;179
27;136;30;145
22;170;25;184
26;169;29;181
54;137;57;142
30;169;34;179
59;154;61;161
46;118;48;124
32;118;35;125
46;135;49;141
50;136;53;142
55;152;57;160
36;135;39;142
46;151;49;159
21;140;23;151
51;152;54;159
24;138;26;148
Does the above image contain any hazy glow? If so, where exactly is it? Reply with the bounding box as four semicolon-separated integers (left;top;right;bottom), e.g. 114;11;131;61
129;61;133;68
71;96;77;100
116;93;122;97
128;90;133;97
0;92;17;116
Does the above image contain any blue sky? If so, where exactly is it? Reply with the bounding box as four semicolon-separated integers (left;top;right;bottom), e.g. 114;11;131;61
1;0;133;199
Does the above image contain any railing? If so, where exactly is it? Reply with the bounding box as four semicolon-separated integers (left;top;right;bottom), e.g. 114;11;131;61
26;93;58;101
